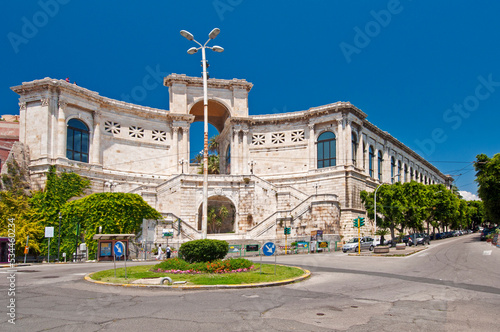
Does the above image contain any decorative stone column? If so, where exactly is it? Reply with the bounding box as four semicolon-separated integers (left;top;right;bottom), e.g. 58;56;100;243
336;119;344;166
182;125;190;166
232;128;240;174
345;120;353;166
172;127;179;173
57;101;67;159
357;131;364;170
91;110;101;164
308;123;315;170
242;129;249;174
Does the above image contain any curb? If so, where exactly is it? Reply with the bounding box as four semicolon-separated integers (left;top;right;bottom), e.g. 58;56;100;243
84;265;311;290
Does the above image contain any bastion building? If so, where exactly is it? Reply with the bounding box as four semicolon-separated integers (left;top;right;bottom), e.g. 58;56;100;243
10;75;452;244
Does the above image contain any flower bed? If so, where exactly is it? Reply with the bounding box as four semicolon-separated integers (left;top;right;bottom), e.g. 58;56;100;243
151;257;254;274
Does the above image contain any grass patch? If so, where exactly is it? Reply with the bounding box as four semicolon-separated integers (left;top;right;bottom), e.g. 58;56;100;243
90;263;305;285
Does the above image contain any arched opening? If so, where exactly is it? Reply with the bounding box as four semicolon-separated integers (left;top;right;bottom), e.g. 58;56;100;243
189;99;231;133
189;99;231;172
197;195;236;234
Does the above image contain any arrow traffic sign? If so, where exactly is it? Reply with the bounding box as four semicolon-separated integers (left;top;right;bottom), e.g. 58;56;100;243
114;241;125;258
263;242;276;256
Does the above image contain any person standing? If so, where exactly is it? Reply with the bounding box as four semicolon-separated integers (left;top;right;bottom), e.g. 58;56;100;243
166;245;171;259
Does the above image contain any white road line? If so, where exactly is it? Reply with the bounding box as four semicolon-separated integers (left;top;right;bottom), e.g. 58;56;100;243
483;250;492;256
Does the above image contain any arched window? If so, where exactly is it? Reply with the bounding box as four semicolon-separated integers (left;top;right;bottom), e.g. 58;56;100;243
351;132;358;166
369;146;374;177
404;164;408;182
415;170;419;182
67;119;89;163
420;173;423;183
391;157;396;183
397;160;402;182
317;131;336;168
225;144;231;174
377;151;383;181
410;167;413;181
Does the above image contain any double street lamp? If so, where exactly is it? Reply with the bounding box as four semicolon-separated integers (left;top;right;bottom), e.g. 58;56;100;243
180;28;224;239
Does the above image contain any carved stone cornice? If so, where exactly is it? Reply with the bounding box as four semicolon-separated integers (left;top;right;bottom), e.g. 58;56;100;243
164;73;253;92
41;98;49;107
18;102;26;110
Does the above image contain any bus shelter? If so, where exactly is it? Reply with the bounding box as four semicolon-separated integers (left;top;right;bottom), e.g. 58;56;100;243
93;234;134;262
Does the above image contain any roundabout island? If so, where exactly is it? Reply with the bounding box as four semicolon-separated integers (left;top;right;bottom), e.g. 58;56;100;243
85;262;311;290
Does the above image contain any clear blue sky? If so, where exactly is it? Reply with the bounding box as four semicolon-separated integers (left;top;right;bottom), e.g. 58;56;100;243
1;0;499;197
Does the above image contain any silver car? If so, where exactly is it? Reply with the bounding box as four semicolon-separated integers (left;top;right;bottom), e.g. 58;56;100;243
342;237;374;253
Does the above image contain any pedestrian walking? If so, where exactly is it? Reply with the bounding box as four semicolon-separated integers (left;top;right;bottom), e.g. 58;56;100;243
166;245;171;259
156;244;164;260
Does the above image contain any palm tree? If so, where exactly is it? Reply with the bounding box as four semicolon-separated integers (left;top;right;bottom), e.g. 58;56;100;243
208;135;219;154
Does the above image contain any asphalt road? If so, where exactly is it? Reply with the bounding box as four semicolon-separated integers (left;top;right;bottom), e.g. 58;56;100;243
1;234;499;331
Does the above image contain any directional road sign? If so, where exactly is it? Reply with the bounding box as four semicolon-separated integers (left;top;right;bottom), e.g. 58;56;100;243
263;242;276;256
114;241;125;258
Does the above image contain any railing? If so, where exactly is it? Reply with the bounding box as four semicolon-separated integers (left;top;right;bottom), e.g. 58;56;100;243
247;193;339;239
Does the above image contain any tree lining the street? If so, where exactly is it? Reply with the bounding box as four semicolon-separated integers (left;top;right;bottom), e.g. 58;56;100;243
474;153;500;224
361;181;480;241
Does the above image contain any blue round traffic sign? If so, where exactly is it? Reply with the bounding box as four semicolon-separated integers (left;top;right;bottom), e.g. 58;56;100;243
114;241;125;258
263;242;275;256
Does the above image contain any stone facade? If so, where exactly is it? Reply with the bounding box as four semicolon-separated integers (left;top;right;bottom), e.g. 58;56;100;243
11;75;452;245
0;115;20;172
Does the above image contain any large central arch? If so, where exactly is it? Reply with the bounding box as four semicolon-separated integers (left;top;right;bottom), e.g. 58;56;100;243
189;99;231;133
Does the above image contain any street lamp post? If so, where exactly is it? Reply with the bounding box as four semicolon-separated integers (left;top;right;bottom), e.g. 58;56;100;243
180;28;224;239
58;212;61;262
373;173;400;245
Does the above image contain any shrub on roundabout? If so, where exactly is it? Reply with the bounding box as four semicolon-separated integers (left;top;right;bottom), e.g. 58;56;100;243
179;239;229;263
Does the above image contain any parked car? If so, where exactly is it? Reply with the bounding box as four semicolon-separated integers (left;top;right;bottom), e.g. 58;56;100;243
414;233;430;245
342;237;374;253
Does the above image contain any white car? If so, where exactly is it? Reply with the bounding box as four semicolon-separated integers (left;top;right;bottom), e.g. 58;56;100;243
342;237;374;253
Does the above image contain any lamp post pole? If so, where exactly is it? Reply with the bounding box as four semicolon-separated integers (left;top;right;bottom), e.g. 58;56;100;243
58;212;61;262
180;28;224;240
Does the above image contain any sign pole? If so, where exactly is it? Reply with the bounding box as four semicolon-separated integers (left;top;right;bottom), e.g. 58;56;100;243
274;247;277;275
113;251;116;278
358;217;361;255
259;247;262;274
124;242;128;279
47;237;50;263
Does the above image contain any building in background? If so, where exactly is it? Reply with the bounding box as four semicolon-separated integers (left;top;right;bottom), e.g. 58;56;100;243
10;76;453;244
0;115;20;171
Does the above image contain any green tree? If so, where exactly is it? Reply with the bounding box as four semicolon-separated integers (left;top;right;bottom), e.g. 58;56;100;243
30;166;90;258
207;205;229;233
361;182;405;242
474;153;500;223
63;192;162;259
467;200;484;230
0;160;43;256
208;135;219;153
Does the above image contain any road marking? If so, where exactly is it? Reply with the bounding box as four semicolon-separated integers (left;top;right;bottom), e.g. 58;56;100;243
242;294;259;298
72;273;88;275
483;250;492;256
